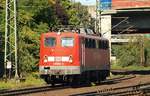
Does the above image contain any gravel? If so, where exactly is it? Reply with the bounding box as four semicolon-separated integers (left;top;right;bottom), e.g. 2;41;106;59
22;75;150;96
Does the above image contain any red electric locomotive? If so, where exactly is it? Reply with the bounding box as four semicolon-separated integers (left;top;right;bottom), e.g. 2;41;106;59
39;29;110;85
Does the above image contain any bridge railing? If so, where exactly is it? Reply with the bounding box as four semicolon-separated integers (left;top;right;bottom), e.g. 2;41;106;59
111;34;143;43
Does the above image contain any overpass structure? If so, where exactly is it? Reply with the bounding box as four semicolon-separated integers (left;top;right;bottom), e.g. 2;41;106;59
111;34;130;43
98;0;150;43
87;0;150;61
87;0;150;38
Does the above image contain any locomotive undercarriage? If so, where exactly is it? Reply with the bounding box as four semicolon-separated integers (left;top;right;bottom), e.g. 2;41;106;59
40;70;110;86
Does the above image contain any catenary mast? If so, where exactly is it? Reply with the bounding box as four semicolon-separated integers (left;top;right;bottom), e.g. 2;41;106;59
4;0;19;79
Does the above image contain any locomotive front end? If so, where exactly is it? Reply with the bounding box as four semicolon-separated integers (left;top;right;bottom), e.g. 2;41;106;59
39;32;80;76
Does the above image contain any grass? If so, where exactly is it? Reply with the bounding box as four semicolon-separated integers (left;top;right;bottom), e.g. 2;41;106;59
111;64;150;70
1;65;149;90
0;73;46;90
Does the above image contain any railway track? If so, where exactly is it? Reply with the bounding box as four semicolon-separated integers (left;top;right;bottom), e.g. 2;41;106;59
101;75;136;84
0;85;69;96
71;82;150;96
0;75;136;96
97;82;150;96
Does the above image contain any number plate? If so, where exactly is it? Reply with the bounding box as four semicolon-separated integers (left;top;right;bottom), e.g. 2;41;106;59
55;57;62;61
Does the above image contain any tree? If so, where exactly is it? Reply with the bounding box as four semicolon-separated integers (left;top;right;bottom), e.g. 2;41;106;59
1;0;93;75
112;37;150;67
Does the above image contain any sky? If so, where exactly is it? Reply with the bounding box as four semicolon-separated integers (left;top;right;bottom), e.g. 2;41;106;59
75;0;96;5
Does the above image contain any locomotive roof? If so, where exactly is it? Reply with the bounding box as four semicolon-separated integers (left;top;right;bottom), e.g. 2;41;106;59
41;31;108;41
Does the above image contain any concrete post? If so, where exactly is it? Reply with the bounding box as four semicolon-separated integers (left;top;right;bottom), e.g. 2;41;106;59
101;15;112;63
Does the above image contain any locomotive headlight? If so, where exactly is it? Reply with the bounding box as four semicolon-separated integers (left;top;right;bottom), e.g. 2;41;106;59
69;55;73;63
44;55;48;62
57;32;61;35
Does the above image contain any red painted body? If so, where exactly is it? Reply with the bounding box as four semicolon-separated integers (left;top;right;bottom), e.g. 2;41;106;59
40;32;79;67
39;32;110;83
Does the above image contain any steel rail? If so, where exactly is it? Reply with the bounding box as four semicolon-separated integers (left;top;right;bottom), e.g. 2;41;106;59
101;75;136;84
0;85;69;96
96;84;150;96
0;75;136;96
71;82;150;96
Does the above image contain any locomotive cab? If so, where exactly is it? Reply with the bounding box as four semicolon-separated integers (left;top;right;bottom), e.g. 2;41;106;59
39;32;80;84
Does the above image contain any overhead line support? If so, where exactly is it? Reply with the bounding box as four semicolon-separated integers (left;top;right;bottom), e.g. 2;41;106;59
4;0;19;79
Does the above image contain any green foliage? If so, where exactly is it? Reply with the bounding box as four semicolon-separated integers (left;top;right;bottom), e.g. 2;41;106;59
0;0;93;75
0;73;45;89
0;1;5;51
67;2;92;27
112;42;140;67
143;38;150;66
112;37;150;67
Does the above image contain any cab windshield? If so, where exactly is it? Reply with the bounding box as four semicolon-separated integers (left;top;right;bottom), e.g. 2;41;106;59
44;37;56;47
61;37;74;47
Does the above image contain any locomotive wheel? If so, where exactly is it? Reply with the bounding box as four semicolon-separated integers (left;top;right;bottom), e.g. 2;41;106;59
101;75;106;81
44;76;51;84
68;76;74;86
63;76;70;86
86;72;91;84
51;81;55;86
97;71;101;84
50;75;56;86
70;75;80;86
101;72;106;81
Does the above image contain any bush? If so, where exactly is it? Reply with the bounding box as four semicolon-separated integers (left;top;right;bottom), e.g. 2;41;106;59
112;37;150;67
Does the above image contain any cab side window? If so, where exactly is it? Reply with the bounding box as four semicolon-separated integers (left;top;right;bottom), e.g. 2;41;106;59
98;40;109;49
